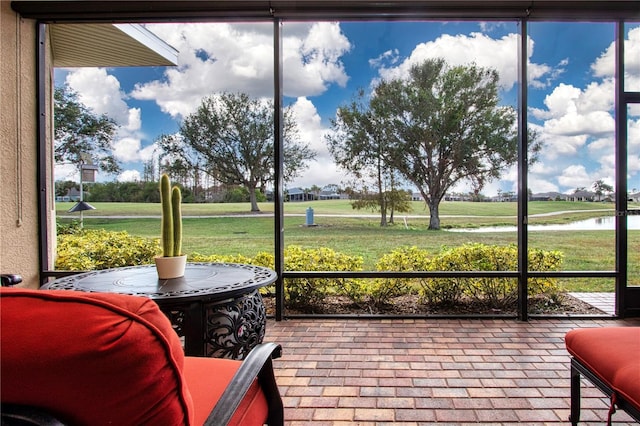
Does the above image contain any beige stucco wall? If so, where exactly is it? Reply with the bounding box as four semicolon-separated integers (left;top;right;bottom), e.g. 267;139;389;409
1;0;54;288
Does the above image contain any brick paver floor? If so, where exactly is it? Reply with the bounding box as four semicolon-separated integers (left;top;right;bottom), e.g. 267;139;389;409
264;317;640;425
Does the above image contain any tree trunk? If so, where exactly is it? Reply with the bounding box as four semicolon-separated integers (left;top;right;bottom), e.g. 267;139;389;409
427;199;440;230
249;186;260;212
380;200;388;226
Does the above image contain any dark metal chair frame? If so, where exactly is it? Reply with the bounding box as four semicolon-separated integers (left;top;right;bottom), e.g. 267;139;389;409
569;357;640;426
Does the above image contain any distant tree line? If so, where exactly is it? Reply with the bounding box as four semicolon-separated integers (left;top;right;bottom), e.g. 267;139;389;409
56;180;176;203
54;180;273;204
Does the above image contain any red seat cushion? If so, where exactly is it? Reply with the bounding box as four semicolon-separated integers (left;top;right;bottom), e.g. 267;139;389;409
565;327;640;410
0;287;194;425
184;356;269;426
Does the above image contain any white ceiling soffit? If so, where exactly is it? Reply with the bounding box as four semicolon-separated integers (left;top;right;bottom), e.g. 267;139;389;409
50;23;178;68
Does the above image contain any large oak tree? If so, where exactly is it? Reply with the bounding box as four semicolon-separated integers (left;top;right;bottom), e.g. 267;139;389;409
167;92;315;212
330;59;541;230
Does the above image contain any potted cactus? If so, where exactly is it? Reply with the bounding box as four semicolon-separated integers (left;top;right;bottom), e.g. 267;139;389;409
154;173;187;279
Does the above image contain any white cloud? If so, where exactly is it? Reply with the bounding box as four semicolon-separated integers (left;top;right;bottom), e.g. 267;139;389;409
291;22;351;93
594;154;616;182
369;49;400;68
592;26;640;90
544;110;614;137
578;79;614;114
132;22;351;118
532;83;581;120
374;32;561;92
558;165;591;190
132;23;274;118
112;137;144;163
118;170;142;182
529;56;568;90
138;144;157;163
524;27;640;193
587;136;614;154
124;108;142;133
629;117;640;178
528;177;560;193
538;134;588;160
65;68;136;129
288;97;343;188
55;163;77;182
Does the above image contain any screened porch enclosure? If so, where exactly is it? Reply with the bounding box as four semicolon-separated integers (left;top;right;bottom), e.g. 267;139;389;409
11;0;639;319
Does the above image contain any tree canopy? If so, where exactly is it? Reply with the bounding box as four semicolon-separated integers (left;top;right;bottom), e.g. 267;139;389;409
329;58;541;230
592;179;613;201
327;89;411;226
54;85;120;174
160;92;316;212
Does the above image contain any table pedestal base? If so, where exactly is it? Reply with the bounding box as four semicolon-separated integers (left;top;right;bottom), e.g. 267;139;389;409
204;290;266;359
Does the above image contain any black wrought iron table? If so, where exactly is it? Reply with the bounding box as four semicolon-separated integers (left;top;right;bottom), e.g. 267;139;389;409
41;263;277;360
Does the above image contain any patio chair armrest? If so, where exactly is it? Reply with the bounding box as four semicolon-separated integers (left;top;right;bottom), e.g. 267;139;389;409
204;342;283;426
1;274;22;287
0;403;65;426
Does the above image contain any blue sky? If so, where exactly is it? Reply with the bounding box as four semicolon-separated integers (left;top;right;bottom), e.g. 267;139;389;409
54;21;640;196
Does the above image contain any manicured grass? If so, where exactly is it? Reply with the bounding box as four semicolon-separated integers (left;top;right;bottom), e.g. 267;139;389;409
58;199;618;218
62;200;639;293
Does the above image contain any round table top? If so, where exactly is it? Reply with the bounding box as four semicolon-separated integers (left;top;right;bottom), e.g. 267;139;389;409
41;263;277;301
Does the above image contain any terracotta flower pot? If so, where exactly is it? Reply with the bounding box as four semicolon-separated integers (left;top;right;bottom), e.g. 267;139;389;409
154;255;187;279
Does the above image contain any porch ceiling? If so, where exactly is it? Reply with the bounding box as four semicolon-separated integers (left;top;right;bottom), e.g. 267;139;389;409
12;0;640;21
50;23;177;67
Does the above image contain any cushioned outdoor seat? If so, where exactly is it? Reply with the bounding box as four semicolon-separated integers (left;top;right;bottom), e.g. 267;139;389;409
565;327;640;426
0;287;283;426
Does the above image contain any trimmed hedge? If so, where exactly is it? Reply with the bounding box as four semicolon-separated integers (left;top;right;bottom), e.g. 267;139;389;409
55;229;160;271
56;230;563;311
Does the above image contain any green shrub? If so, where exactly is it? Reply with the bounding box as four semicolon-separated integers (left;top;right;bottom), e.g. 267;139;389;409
370;246;429;307
189;252;255;264
527;247;564;296
55;231;565;313
284;245;364;308
421;243;564;308
449;243;518;307
251;252;276;268
56;229;160;271
189;252;276;295
57;220;82;235
419;248;468;306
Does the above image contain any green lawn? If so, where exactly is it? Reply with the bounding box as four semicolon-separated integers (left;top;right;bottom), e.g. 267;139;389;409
57;199;617;218
58;200;639;293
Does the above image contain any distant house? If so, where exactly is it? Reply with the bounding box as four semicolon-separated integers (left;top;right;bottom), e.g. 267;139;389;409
443;194;472;201
318;189;340;200
569;190;596;202
318;184;343;200
530;191;566;201
56;188;82;202
629;192;640;202
286;187;316;202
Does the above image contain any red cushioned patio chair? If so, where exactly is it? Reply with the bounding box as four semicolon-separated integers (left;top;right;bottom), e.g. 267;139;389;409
0;287;283;426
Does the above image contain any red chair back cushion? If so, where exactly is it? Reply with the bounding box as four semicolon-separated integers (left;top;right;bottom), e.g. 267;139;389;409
0;287;194;425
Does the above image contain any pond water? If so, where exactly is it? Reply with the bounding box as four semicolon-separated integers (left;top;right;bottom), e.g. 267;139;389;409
449;215;640;233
